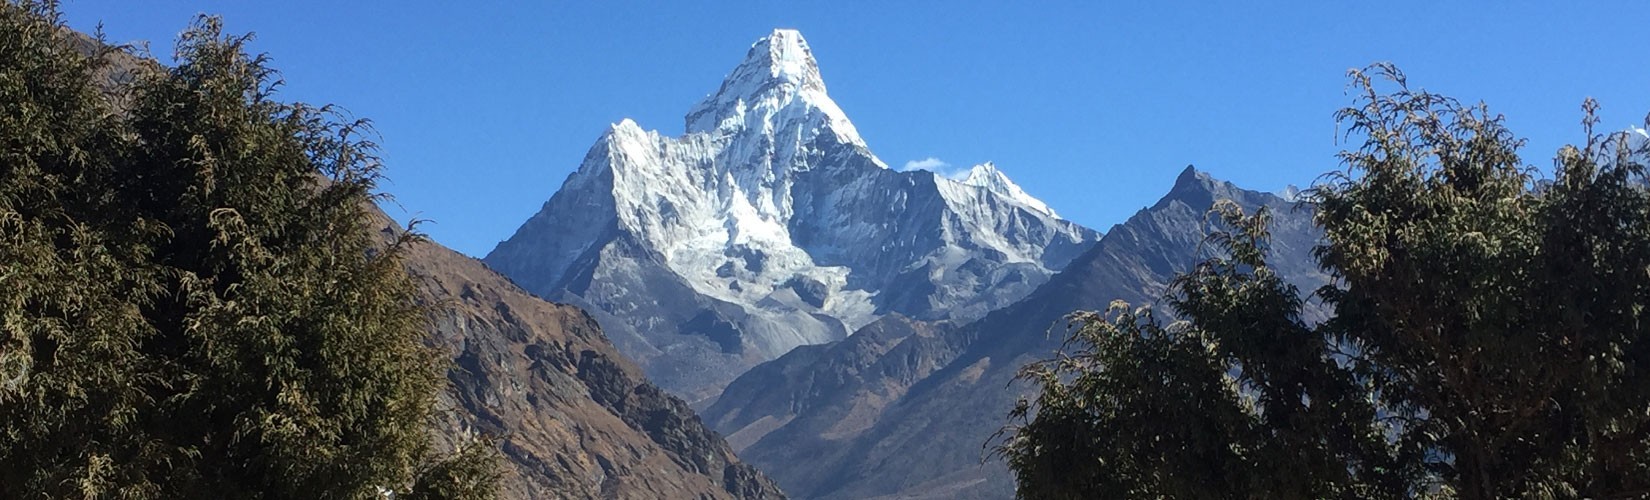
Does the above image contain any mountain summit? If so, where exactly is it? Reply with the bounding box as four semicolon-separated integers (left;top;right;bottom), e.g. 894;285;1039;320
959;162;1058;217
685;29;858;144
484;30;1098;401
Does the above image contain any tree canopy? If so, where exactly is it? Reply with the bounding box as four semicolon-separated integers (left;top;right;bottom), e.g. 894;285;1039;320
0;2;495;497
998;64;1650;499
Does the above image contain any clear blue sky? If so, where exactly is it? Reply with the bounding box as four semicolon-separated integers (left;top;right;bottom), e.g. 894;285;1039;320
61;2;1650;257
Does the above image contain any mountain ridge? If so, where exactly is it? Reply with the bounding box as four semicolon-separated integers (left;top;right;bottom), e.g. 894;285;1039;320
485;29;1099;401
703;166;1327;499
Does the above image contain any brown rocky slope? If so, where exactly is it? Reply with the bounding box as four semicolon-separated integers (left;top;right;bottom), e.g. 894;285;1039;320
375;208;784;499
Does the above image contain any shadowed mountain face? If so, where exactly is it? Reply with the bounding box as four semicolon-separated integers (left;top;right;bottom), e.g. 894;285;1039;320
373;208;785;500
703;167;1327;499
483;30;1099;403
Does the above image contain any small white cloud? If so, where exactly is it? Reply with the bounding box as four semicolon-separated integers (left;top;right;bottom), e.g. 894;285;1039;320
901;157;973;180
902;157;950;172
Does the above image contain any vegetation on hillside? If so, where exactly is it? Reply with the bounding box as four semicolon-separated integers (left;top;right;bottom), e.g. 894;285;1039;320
999;64;1650;499
0;2;496;497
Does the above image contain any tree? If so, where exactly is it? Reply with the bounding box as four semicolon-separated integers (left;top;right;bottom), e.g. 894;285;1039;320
997;63;1650;499
0;3;496;498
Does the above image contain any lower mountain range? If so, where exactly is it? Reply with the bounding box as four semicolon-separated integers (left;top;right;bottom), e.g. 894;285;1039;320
414;163;1320;500
702;167;1327;499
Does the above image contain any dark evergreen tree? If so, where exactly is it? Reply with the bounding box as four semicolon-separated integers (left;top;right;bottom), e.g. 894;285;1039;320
998;64;1650;499
0;2;497;498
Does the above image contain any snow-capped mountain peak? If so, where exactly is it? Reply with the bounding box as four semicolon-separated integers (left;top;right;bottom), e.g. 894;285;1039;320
731;29;822;94
954;162;1059;217
487;29;1098;399
684;29;865;149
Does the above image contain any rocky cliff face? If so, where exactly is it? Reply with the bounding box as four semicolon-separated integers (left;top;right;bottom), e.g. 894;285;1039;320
484;29;1098;402
374;208;785;499
702;167;1326;499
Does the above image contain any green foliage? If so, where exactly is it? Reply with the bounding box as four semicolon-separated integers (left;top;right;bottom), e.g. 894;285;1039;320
0;2;497;497
407;440;504;500
997;204;1405;500
999;63;1650;499
1317;64;1650;499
